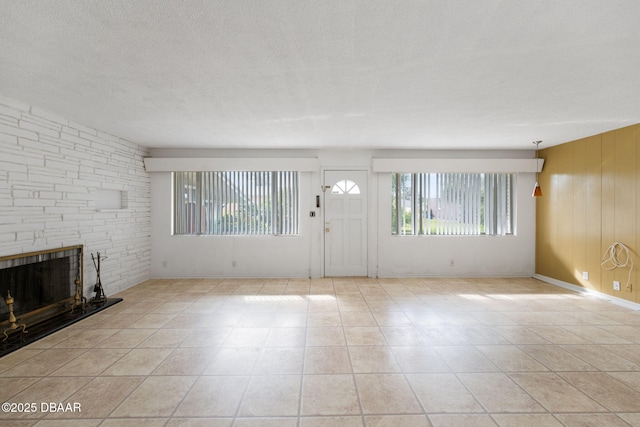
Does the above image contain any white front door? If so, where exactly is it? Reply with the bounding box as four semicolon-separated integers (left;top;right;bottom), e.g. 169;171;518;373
324;170;368;276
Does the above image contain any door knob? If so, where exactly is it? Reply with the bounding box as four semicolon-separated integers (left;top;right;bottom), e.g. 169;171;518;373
325;228;330;232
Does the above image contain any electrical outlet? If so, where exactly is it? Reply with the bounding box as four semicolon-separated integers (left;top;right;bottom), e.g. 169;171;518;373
582;271;589;280
613;280;621;291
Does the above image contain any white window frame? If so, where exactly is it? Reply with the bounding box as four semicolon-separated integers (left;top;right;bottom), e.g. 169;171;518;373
392;172;516;236
173;171;299;236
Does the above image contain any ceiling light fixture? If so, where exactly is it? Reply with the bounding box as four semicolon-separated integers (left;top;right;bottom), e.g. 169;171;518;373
532;140;542;197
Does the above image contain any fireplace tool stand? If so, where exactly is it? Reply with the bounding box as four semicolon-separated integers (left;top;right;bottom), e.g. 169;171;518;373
2;291;28;342
90;252;108;305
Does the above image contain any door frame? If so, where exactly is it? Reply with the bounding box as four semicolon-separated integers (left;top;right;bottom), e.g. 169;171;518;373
321;168;371;277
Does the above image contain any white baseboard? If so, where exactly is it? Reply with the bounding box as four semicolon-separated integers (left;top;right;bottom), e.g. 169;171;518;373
533;274;640;311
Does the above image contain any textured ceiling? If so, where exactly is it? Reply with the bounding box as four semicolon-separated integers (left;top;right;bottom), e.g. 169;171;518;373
1;1;639;150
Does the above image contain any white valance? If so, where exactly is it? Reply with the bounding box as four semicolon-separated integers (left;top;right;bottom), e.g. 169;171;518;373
372;158;544;173
144;157;318;172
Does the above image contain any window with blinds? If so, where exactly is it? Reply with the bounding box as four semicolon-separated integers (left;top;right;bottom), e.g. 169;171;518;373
174;171;299;235
392;173;515;235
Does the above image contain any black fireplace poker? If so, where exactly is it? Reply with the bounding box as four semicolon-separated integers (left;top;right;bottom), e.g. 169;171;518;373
90;252;107;305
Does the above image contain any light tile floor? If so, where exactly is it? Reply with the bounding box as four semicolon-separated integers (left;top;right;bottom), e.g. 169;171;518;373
1;277;640;426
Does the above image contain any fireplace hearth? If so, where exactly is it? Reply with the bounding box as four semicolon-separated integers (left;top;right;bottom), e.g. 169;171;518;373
0;245;121;357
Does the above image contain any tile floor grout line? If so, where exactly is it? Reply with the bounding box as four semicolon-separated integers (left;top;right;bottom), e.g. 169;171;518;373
4;277;640;425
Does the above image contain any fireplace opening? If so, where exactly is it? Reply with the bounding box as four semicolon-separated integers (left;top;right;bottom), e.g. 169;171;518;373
0;245;122;356
1;255;73;322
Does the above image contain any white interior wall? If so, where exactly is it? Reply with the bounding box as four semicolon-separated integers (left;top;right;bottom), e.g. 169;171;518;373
151;171;317;278
150;148;537;278
0;96;151;295
376;172;536;277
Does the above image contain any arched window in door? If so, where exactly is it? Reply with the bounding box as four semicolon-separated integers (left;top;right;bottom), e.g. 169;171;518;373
331;179;360;195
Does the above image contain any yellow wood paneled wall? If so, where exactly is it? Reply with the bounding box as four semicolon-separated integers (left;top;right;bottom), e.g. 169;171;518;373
536;124;639;303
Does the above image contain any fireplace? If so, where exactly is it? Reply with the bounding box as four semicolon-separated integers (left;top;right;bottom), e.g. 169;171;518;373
0;246;82;328
0;245;122;356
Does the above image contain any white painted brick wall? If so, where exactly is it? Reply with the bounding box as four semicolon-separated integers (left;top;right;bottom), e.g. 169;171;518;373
0;96;151;296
